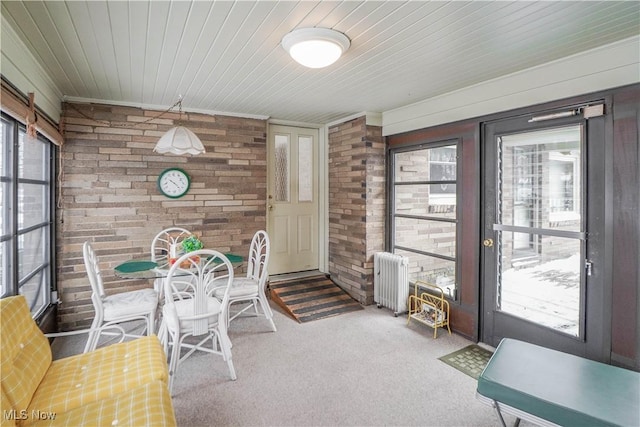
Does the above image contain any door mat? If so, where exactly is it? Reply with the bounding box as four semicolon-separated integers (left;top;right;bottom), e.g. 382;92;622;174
438;344;494;380
269;275;363;323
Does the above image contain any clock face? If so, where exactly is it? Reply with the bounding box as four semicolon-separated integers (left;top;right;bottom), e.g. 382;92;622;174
158;168;190;198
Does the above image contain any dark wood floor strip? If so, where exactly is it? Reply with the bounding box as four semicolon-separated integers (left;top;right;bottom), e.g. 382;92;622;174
283;290;347;306
270;277;333;289
293;298;360;315
270;274;363;323
275;283;336;297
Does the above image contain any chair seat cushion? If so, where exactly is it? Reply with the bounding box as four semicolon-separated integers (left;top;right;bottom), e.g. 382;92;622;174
28;336;168;415
104;288;158;320
213;278;258;299
162;297;222;332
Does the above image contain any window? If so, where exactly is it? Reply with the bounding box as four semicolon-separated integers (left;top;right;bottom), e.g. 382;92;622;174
497;126;583;335
1;113;55;317
390;141;459;299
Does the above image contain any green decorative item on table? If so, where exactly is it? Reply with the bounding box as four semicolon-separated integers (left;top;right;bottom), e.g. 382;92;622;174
168;235;204;268
181;235;203;253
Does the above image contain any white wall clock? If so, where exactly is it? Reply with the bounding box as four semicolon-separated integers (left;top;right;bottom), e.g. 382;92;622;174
157;167;191;198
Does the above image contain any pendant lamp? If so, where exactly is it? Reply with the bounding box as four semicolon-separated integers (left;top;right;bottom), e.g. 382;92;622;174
154;99;205;155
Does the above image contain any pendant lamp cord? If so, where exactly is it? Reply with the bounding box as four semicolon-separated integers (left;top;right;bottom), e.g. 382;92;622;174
63;98;184;130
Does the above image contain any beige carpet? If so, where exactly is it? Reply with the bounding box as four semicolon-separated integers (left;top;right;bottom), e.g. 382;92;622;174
51;302;533;427
167;304;532;427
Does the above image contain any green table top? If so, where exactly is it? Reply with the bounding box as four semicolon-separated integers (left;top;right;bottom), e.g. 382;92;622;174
114;253;244;279
210;253;244;264
114;260;158;274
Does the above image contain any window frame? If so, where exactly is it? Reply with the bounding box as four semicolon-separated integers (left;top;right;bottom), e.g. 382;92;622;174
1;112;56;318
388;138;461;301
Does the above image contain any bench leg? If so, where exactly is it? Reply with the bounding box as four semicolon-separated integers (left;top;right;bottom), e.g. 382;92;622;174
493;400;521;427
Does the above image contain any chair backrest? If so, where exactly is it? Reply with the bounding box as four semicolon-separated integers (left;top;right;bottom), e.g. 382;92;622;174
83;241;105;296
164;249;234;336
83;241;106;314
151;227;193;268
246;230;270;286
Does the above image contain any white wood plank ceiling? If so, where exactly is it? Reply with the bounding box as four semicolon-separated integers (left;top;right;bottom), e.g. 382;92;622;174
2;1;639;124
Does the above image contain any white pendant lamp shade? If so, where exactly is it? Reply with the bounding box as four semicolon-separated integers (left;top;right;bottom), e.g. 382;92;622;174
282;28;350;68
154;126;205;155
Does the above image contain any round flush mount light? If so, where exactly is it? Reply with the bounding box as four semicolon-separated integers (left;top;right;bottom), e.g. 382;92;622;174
281;28;350;69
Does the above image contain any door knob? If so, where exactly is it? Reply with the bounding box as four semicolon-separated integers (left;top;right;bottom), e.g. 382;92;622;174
268;205;273;211
483;238;494;247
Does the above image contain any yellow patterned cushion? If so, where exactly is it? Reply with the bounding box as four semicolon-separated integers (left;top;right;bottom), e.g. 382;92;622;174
1;385;17;427
0;296;52;413
25;381;176;427
27;336;168;416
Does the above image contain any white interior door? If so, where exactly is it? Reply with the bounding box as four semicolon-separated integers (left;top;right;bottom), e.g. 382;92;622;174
267;125;319;275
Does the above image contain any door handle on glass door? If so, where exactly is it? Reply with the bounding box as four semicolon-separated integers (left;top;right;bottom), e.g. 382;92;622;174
483;238;494;247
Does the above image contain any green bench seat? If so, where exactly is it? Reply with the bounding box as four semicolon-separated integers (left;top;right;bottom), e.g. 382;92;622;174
476;338;640;427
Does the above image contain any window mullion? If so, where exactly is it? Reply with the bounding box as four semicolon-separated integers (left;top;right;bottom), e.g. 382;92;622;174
394;213;458;224
11;121;19;296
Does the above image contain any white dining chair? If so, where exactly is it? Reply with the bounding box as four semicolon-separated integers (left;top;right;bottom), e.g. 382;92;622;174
158;249;237;393
150;227;193;294
83;241;158;353
214;230;276;332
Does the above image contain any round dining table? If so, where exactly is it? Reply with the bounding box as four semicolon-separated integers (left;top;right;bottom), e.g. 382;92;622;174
113;253;244;280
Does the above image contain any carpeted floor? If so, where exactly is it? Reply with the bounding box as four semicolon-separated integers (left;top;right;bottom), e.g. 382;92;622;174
438;344;494;380
269;274;363;323
50;304;536;426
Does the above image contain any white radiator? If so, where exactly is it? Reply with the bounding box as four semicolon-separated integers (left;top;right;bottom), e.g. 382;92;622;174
374;252;409;316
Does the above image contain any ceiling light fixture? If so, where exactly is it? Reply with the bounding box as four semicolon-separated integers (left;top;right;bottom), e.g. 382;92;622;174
281;27;350;69
154;97;205;156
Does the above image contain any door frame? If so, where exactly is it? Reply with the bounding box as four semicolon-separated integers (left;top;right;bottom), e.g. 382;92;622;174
479;102;611;362
266;121;328;275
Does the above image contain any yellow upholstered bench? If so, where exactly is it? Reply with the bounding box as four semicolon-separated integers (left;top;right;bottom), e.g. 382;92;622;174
0;295;176;427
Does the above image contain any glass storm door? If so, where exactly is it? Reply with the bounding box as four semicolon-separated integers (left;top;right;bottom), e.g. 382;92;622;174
267;125;319;275
482;107;608;360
